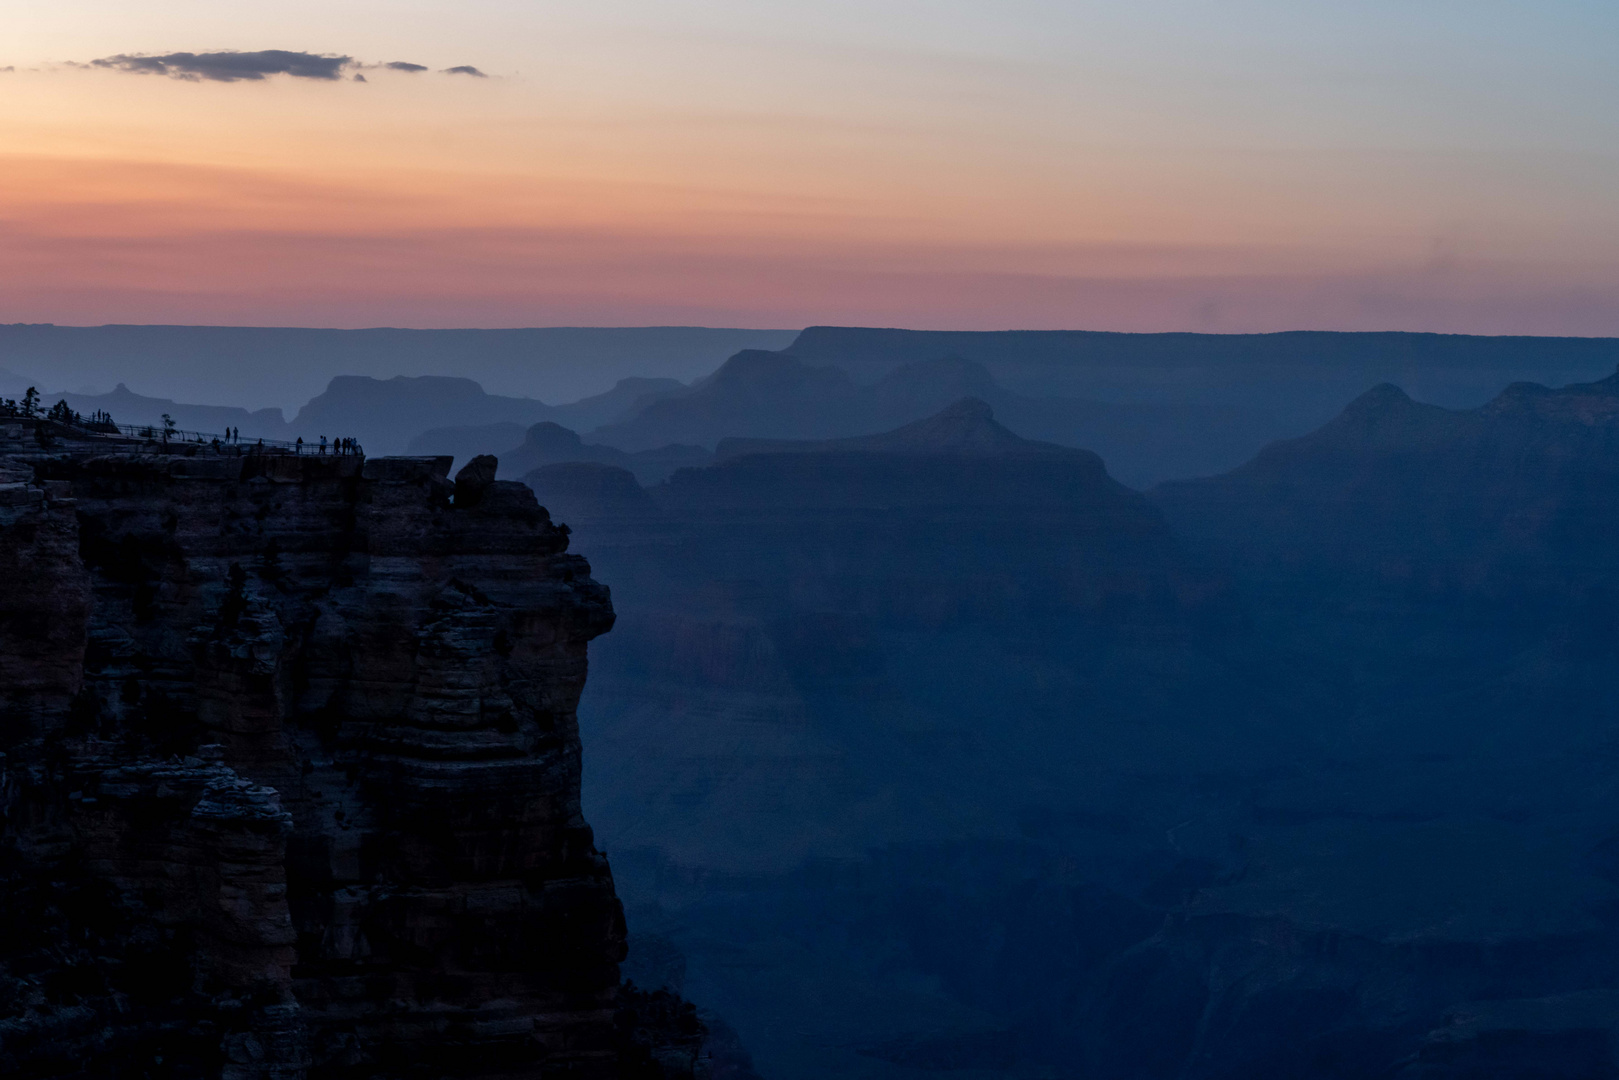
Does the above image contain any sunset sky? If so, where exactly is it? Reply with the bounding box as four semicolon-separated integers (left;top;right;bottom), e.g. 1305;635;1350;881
4;0;1617;332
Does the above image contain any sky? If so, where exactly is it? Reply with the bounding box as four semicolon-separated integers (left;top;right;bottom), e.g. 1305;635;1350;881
3;0;1617;333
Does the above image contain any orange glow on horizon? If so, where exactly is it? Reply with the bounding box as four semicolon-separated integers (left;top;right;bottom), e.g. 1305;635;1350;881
2;48;1616;334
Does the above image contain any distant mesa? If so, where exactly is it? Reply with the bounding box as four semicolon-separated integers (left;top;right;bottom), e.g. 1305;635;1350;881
584;348;1283;486
588;350;863;453
716;397;1071;459
293;374;554;455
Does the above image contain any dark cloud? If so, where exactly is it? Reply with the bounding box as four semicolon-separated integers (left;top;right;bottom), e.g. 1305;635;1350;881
353;73;367;82
89;50;353;82
385;61;429;73
442;65;488;78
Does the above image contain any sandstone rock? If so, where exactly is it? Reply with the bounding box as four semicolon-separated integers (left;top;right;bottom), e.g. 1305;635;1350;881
0;424;681;1078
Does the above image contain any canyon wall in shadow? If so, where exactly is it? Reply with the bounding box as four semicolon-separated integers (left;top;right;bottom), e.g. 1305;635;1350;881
0;422;711;1078
534;384;1619;1079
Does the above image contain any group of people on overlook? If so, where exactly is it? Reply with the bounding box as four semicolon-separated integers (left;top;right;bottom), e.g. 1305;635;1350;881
204;427;360;455
293;435;360;455
4;393;365;458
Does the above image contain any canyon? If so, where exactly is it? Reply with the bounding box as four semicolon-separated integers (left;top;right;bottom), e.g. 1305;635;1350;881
12;341;1619;1078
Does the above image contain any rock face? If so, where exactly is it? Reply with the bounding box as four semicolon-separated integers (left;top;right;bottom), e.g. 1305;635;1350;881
0;424;676;1077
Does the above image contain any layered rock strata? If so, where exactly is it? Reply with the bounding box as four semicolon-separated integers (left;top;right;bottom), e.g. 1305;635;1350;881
0;425;666;1077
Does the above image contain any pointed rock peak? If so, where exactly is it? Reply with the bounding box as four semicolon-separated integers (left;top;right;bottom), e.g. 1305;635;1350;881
1329;383;1426;429
858;397;1026;453
1347;383;1414;411
454;454;498;506
852;398;1056;454
715;397;1074;460
702;349;848;390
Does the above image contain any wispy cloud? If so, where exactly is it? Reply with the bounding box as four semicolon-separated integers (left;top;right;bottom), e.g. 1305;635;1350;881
80;51;486;83
90;50;354;82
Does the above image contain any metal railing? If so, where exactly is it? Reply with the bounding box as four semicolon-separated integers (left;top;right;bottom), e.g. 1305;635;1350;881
25;416;362;456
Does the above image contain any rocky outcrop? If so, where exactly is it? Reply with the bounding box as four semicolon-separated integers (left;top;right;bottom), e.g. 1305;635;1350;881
0;423;696;1078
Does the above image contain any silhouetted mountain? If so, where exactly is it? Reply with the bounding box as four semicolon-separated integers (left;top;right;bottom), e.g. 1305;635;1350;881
591;352;1272;485
0;324;796;412
34;382;291;438
406;376;694;477
787;326;1619;405
1155;370;1619;616
781;327;1619;481
717;396;1059;458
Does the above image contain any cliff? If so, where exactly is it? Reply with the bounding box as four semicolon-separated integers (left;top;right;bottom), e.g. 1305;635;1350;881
0;422;698;1078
